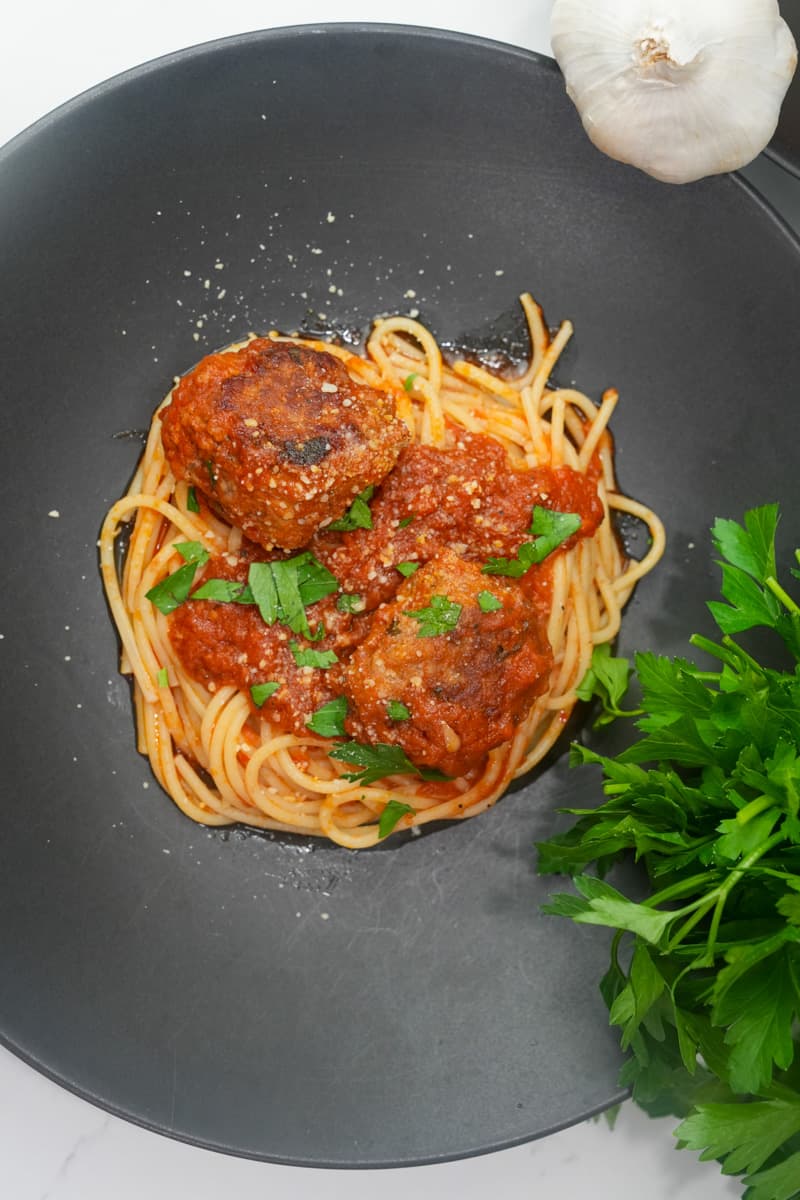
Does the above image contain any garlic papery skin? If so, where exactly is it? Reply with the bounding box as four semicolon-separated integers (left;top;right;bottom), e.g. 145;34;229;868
550;0;798;184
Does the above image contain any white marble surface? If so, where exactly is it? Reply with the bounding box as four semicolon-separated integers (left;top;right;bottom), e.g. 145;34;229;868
1;4;796;1197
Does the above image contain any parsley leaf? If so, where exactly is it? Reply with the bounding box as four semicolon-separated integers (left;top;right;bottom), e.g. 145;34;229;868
404;594;462;637
396;561;420;578
329;741;419;785
477;590;503;613
293;553;340;606
677;1099;800;1179
386;700;411;721
306;696;348;737
575;643;639;727
378;799;416;839
329;741;447;786
186;486;200;513
145;542;210;614
709;503;800;659
289;641;338;669
174;541;209;564
272;559;311;634
192;578;254;603
336;592;364;614
402;373;418;392
329;486;375;532
248;561;279;625
483;506;581;577
250;681;280;707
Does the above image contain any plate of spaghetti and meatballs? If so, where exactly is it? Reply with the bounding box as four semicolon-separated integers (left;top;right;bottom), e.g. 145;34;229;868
100;300;663;847
2;22;800;1171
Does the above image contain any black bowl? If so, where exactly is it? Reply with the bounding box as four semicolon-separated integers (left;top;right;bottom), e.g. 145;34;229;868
1;24;799;1167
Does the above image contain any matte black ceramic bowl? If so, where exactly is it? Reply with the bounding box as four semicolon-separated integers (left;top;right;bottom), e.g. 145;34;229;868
1;24;799;1168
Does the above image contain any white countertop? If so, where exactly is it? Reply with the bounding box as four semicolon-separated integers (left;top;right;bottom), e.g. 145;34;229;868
2;5;796;1198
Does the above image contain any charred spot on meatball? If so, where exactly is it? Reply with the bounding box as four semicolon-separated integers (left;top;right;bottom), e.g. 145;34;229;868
160;339;409;551
281;436;331;466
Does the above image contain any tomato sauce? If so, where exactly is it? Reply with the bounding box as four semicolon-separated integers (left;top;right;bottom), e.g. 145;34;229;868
168;430;605;769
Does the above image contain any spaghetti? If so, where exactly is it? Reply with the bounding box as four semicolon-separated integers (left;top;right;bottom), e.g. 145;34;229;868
100;294;665;848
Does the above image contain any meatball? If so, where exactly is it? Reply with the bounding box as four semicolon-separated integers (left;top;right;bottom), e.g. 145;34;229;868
341;550;554;776
160;339;409;551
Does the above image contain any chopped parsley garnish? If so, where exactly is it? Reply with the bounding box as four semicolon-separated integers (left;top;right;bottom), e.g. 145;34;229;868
289;641;338;669
157;667;169;688
329;485;375;532
250;681;280;707
483;506;581;577
477;589;503;612
329;741;450;785
378;799;416;839
148;544;338;633
291;553;340;606
336;592;364;614
404;594;462;637
192;578;254;603
145;542;210;614
403;373;418;392
396;561;420;578
306;696;348;738
271;558;313;633
386;700;411;721
398;515;415;529
186;486;200;513
175;540;210;564
248;552;338;637
248;561;279;624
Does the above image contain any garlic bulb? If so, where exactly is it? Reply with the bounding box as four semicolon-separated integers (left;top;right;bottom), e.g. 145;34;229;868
550;0;798;184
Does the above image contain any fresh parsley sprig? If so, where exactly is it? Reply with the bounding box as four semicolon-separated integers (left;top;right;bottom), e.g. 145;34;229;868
537;504;800;1200
574;642;640;727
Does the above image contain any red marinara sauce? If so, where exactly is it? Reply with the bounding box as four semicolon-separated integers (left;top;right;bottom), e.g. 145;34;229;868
168;429;605;773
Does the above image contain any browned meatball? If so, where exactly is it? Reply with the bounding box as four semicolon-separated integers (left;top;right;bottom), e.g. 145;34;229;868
341;550;554;776
160;339;409;550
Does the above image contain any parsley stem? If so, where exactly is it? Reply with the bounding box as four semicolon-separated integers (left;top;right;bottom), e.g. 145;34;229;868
703;837;783;966
689;632;761;674
645;871;719;909
735;794;774;826
765;574;800;616
665;894;720;951
667;830;786;958
689;633;738;667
